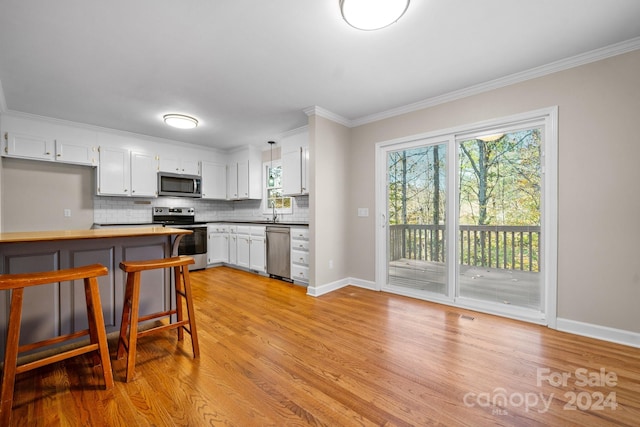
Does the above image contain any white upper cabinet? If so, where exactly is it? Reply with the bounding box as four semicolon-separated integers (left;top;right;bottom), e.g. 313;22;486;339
4;132;97;166
97;146;130;196
4;132;55;161
280;129;309;196
201;161;227;200
282;146;309;196
226;146;262;200
130;151;158;197
158;156;201;176
55;138;98;165
2;115;98;165
98;147;158;197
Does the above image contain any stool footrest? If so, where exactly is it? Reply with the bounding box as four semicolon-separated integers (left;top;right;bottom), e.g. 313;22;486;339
16;343;100;375
119;256;194;272
137;320;190;338
18;328;90;354
137;309;177;323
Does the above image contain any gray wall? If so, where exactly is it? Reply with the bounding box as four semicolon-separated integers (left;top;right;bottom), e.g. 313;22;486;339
345;49;640;334
309;115;350;288
1;157;95;231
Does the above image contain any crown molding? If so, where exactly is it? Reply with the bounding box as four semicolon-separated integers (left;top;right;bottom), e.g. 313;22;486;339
303;106;351;127
350;36;640;127
279;124;309;139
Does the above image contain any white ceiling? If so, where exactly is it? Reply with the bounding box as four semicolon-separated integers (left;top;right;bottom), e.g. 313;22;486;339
1;0;639;150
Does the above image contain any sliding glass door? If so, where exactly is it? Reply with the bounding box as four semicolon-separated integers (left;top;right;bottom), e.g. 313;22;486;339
457;127;542;311
377;108;557;324
386;140;448;297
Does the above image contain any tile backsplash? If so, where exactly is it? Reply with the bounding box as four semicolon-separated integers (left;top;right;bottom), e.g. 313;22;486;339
93;196;309;224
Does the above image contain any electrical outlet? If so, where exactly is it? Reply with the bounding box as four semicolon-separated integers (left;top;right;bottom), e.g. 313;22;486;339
329;260;334;269
64;209;71;217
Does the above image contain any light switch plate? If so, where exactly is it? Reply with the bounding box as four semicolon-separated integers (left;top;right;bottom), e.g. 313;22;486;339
357;208;369;217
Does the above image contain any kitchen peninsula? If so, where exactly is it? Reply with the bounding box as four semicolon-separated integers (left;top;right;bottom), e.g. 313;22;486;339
0;227;191;354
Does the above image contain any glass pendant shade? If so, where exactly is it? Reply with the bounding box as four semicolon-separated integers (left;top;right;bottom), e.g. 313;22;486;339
267;140;276;188
340;0;410;30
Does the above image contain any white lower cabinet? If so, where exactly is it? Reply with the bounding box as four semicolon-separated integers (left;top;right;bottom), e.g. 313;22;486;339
207;225;229;264
224;225;265;273
249;226;266;273
290;227;309;284
228;226;238;265
236;226;251;269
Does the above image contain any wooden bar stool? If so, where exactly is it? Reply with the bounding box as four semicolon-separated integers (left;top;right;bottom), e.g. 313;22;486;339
116;255;199;382
0;264;113;427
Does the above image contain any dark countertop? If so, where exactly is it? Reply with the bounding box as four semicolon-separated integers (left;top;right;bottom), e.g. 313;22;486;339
205;220;309;227
94;221;309;227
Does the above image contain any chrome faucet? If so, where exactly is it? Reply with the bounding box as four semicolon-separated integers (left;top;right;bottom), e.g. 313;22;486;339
272;203;278;223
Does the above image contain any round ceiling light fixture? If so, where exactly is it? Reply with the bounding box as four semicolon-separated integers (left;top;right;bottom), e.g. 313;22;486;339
340;0;410;31
163;114;198;129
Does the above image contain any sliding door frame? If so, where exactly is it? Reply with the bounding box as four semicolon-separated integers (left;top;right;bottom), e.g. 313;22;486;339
375;107;558;327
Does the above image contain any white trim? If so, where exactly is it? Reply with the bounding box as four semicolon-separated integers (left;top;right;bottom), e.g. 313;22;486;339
262;160;293;215
306;277;352;297
556;318;640;349
278;125;309;140
303;106;351;127
306;37;640;130
352;37;640;127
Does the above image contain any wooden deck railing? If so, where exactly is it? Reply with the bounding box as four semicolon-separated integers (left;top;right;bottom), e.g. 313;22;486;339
390;224;540;272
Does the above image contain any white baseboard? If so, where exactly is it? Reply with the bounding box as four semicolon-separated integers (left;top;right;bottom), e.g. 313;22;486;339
556;318;640;349
306;278;350;296
306;277;376;297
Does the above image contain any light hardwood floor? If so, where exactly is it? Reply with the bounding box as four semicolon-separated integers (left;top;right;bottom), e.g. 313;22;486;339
8;266;640;426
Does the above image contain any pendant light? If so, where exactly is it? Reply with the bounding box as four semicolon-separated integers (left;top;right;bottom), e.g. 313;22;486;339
267;141;276;187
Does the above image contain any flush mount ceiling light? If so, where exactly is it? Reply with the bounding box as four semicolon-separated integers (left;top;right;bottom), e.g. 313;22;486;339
340;0;410;31
163;114;198;129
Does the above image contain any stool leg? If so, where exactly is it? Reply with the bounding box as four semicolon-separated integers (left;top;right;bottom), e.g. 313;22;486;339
0;288;24;427
84;277;114;389
174;266;185;342
181;266;199;358
116;271;134;360
117;270;141;382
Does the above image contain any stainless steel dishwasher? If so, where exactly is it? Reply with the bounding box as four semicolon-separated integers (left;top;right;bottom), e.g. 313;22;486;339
266;226;291;280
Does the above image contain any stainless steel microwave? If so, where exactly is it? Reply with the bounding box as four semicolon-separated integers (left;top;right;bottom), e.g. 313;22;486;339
157;172;202;197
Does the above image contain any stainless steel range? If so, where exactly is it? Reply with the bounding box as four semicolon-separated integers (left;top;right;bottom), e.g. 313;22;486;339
153;207;207;270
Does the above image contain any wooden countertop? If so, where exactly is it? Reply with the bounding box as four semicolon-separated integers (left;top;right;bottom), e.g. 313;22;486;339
0;227;191;244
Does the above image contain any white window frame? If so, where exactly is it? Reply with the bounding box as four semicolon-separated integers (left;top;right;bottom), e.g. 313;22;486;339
262;160;293;215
